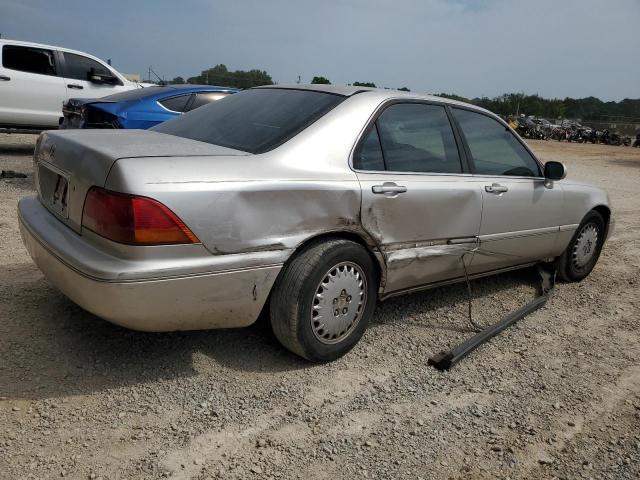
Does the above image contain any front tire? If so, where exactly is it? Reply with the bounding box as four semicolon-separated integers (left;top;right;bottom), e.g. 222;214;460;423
270;239;377;362
557;211;605;282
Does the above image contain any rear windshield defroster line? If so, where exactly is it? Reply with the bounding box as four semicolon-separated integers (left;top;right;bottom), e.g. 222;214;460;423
151;88;346;154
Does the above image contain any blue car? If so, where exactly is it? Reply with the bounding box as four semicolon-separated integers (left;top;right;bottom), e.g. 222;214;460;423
60;84;238;130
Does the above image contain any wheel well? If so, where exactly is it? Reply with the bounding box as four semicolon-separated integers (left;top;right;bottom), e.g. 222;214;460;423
254;231;384;327
592;205;611;236
290;232;383;285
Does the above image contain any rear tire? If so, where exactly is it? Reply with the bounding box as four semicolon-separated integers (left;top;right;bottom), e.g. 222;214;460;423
557;210;605;282
270;239;377;362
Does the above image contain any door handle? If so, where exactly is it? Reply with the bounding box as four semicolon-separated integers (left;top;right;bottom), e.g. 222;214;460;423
372;182;407;195
0;75;10;81
68;84;84;89
485;183;509;194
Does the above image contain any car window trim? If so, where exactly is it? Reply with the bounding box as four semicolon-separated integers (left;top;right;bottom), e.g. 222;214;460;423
349;98;471;176
448;105;545;179
1;44;60;77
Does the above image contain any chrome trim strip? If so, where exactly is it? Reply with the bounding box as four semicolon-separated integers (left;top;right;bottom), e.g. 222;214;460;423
559;223;580;232
479;226;559;242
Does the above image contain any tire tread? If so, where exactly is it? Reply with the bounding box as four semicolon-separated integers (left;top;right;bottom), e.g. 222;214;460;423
270;239;371;360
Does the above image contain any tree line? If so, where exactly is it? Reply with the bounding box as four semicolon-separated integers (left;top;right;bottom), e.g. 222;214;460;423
436;92;640;121
170;67;639;121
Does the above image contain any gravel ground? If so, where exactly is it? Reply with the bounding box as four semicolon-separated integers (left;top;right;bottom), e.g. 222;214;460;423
1;133;639;480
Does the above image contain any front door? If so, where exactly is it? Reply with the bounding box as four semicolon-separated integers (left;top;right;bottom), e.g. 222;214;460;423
60;52;130;100
450;107;563;274
355;102;482;294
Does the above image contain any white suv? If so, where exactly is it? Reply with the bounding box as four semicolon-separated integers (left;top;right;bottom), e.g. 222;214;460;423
0;39;145;130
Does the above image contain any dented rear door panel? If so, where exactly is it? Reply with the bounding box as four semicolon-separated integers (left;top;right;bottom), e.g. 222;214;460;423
357;172;482;293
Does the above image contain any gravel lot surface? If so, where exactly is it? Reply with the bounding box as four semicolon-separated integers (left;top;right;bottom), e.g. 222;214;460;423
1;133;639;480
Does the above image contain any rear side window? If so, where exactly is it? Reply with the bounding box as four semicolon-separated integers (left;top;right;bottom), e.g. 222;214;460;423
159;94;192;113
152;88;345;154
354;103;462;173
187;92;231;111
354;126;385;170
452;108;541;177
2;45;57;76
62;52;112;81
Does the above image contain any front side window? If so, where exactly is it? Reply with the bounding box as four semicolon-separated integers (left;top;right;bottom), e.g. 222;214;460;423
452;108;541;177
62;52;112;81
152;88;345;154
354;103;462;173
2;45;57;76
159;94;192;113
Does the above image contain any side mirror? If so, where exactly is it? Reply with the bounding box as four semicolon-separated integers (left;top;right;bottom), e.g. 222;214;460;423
90;74;117;84
544;161;566;181
88;68;117;85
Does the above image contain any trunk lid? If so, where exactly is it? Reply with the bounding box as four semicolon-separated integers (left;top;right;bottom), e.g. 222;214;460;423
35;129;245;233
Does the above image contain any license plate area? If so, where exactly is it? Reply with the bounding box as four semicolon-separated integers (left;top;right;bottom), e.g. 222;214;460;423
37;162;70;219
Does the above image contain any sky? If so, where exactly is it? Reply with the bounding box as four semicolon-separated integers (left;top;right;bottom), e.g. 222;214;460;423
2;0;638;101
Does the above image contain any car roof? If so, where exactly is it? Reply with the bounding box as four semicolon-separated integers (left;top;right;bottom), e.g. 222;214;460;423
255;84;494;115
254;83;376;96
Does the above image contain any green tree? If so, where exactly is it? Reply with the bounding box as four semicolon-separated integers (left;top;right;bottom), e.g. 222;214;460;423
352;81;376;87
170;76;185;84
397;86;410;92
311;76;331;84
435;92;470;102
188;64;273;88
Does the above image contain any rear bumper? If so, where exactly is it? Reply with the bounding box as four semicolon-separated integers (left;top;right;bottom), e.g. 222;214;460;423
18;196;282;331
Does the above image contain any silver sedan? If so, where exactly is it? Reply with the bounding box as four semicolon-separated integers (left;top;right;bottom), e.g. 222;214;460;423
18;85;613;361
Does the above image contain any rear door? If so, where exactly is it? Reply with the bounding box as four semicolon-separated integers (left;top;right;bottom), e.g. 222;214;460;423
0;44;67;128
450;107;563;274
355;101;482;294
59;52;130;99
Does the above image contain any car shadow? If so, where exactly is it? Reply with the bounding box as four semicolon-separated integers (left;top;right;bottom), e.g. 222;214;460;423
0;144;36;155
1;263;538;401
0;175;35;191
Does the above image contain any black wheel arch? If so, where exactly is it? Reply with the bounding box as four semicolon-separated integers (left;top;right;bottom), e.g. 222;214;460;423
591;204;611;239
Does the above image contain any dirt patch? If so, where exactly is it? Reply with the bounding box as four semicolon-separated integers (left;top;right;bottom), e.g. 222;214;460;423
1;135;639;479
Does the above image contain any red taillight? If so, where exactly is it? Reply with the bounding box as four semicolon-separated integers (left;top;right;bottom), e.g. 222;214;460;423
82;187;199;245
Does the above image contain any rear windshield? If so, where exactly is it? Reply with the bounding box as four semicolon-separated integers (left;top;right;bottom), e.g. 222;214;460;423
151;88;346;154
